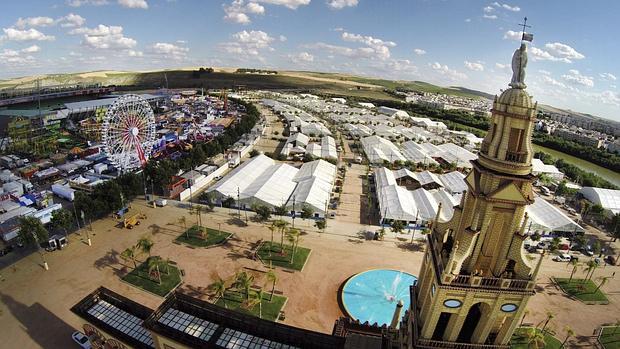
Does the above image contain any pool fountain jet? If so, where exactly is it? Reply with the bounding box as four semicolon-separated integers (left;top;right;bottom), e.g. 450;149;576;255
341;270;417;326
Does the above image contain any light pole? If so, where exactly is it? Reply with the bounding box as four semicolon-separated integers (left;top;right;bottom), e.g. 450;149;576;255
81;210;91;246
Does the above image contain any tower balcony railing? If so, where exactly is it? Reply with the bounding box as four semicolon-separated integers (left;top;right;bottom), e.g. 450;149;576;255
416;338;509;349
504;151;527;163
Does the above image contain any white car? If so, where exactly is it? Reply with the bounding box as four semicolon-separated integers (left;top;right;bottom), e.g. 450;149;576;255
72;331;91;349
552;253;571;262
155;198;168;207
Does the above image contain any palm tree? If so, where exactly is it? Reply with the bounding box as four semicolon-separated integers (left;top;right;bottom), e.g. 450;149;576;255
208;277;227;308
161;258;171;275
265;269;278;301
147;256;162;285
582;260;598;284
268;224;276;254
541;311;555;332
234;271;254;300
561;325;574;348
120;246;138;268
567;259;579;283
286;228;300;263
178;216;188;238
593;276;611;294
526;328;546;349
255;289;265;319
136;236;154;258
273;219;289;249
520;309;530;327
242;291;262;318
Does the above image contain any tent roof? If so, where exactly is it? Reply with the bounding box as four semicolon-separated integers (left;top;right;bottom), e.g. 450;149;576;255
526;196;584;233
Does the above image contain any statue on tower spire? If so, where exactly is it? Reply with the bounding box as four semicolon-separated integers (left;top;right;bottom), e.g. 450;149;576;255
509;17;532;89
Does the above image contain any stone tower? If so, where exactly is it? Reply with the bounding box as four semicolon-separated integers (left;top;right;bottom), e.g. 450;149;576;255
403;42;543;348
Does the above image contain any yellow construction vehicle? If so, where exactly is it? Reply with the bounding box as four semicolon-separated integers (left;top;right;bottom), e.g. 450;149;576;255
123;212;147;229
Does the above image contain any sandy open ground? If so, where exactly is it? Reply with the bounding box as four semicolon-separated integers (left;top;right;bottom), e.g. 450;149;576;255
0;199;618;348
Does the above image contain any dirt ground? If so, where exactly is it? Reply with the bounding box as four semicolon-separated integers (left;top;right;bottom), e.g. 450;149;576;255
253;104;286;155
0;198;618;348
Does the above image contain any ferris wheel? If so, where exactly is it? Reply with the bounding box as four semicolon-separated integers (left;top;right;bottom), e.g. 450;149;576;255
101;94;156;172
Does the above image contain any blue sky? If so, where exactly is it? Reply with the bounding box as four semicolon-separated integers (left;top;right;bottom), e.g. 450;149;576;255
1;0;619;121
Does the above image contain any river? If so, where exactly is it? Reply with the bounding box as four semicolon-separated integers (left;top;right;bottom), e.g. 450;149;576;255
533;144;620;187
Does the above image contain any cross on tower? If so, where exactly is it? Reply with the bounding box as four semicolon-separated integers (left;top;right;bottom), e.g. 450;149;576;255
518;17;533;42
519;17;531;36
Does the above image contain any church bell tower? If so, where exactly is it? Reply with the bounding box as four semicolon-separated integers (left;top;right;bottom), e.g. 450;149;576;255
402;31;543;348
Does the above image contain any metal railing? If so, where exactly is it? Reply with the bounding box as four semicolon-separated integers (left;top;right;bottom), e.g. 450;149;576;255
416;339;509;349
504;151;526;163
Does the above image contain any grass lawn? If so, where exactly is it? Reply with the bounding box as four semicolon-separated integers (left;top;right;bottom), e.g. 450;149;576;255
257;242;311;271
121;257;182;297
175;225;232;248
511;328;562;349
600;327;620;349
555;278;609;303
215;289;287;322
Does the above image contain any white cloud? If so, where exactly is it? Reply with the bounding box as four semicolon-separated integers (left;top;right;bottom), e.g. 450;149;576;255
562;69;594;87
150;42;188;59
22;45;41;53
58;13;86;28
223;0;265;24
341;31;396;60
495;63;509;69
464;60;484;71
538;69;551;75
530;42;585;63
327;0;358;9
254;0;310;9
127;49;143;57
503;30;522;41
67;0;109;6
541;75;567;89
72;25;137;49
2;28;55;41
15;17;55;29
413;48;426;55
599;73;617;81
483;14;497;20
483;6;494;13
430;62;467;81
492;2;520;11
465;18;471;22
279;35;287;42
598;90;620;106
289;51;314;63
118;0;148;8
220;30;275;59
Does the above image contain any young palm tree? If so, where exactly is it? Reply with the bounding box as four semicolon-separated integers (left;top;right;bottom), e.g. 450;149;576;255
235;271;254;300
208;277;227;308
286;228;300;263
582;260;598;284
178;216;188;238
541;311;555;332
526;328;546;349
147;256;162;285
273;219;289;250
255;289;265;319
161;258;171;275
136;236;154;258
268;224;276;254
593;276;611;294
520;309;530;327
120;246;138;268
242;291;262;318
567;259;579;283
265;269;278;302
561;325;574;348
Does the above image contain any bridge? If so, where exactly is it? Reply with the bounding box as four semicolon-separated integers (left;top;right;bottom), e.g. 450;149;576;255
0;83;115;107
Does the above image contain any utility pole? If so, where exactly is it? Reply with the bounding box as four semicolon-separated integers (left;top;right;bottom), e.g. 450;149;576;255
237;187;241;219
292;195;296;228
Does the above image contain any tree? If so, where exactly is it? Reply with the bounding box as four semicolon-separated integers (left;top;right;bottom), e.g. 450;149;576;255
391;220;405;234
147;256;162;285
249;149;260;157
253;204;271;222
254;289;265;319
550;237;561;253
208;277;227;308
136;236;154;258
592;240;602;256
315;219;326;234
538;173;552;186
300;204;314;219
611;214;620;241
526;328;546;349
190;205;204;228
540;311;555;332
178;216;188;238
274;204;287;217
50;208;74;238
286;228;301;263
222;197;235;208
120;246;138;268
561;325;574;349
18;216;49;269
593;276;611;294
234;271;254;300
583;260;599;283
530;232;542;241
520;309;530;326
242;290;262;318
273;219;289;248
265;269;278;302
567;259;579;283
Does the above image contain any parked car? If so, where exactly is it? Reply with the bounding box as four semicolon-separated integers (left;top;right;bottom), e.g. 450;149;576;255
582;247;594;256
605;255;617;266
155;198;168;207
71;331;91;349
553;253;572;262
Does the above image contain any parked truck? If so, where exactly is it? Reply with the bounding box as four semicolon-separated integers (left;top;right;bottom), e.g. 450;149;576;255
51;184;76;201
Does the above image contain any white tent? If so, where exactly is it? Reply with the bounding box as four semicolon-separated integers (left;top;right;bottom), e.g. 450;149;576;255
361;135;406;164
526;196;584;233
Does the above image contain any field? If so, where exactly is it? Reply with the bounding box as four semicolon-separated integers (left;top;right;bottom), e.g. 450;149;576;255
533;144;620;187
121;257;182;297
600;326;620;349
511;328;562;349
555;278;609;303
175;225;233;248
215;289;287;322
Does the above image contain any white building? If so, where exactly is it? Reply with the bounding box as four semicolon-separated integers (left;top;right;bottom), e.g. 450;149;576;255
579;187;620;216
532;158;564;181
526;196;584;234
377;106;410;119
361;135;406;164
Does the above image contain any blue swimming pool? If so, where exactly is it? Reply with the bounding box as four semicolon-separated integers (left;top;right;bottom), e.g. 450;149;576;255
341;269;417;326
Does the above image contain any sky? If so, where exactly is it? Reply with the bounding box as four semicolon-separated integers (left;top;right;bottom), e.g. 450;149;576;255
1;0;619;122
